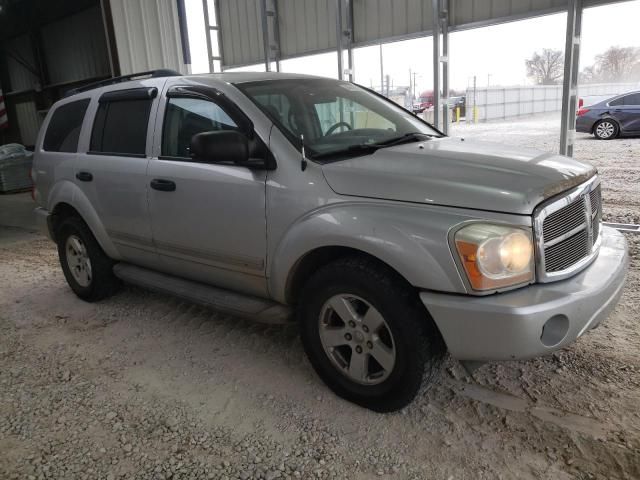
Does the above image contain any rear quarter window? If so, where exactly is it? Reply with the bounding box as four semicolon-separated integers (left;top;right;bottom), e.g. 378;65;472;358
43;99;90;152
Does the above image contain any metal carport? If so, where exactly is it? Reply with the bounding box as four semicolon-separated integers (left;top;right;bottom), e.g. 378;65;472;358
211;0;627;156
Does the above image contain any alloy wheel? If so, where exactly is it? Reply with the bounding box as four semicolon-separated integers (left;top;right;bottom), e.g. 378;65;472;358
318;294;396;385
65;235;92;287
596;121;615;139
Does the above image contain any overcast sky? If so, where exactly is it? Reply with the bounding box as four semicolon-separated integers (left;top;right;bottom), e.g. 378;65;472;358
185;0;640;93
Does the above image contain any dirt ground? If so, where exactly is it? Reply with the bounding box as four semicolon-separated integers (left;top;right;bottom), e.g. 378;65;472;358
1;115;639;479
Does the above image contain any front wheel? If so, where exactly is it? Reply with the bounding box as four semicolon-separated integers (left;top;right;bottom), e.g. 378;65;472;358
298;257;445;412
593;119;618;140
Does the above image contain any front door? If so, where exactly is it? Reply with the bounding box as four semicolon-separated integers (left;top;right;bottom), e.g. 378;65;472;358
147;85;268;297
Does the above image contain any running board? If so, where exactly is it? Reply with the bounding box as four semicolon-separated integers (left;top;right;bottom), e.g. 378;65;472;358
113;263;293;324
603;222;640;234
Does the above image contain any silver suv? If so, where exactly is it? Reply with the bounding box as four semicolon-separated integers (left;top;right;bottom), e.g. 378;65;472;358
33;71;628;411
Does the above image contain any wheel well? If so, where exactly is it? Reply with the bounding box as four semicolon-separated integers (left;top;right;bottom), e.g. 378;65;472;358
285;246;413;305
50;202;82;240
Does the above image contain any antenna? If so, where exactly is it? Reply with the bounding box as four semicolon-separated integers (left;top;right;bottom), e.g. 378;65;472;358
300;134;308;171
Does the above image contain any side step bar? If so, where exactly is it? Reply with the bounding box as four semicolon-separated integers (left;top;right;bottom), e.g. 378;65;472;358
113;263;293;324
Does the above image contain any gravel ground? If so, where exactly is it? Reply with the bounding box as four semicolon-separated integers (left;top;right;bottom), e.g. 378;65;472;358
1;116;639;479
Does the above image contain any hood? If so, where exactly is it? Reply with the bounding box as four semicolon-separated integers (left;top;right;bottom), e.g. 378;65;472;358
321;137;596;215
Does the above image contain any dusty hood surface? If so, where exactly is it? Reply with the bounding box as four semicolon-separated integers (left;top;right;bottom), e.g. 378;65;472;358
321;137;596;215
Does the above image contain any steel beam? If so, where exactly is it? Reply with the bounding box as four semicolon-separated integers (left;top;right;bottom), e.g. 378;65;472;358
260;0;271;72
336;0;344;80
432;0;441;130
345;0;354;82
441;0;450;133
559;0;583;156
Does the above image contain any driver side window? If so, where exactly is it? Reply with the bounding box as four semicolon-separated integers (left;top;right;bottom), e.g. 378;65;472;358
162;97;238;158
314;96;395;135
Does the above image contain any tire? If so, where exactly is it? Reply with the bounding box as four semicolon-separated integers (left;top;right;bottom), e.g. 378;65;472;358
56;216;120;302
298;256;445;412
593;119;619;140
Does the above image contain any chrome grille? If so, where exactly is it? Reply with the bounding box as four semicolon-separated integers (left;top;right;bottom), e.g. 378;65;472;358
544;229;590;272
534;177;602;282
542;197;586;243
590;185;601;241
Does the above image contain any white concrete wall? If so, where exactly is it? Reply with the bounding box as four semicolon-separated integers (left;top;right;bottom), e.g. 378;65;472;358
466;83;639;122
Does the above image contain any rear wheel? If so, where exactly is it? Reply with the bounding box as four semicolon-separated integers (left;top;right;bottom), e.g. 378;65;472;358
593;119;618;140
298;256;445;412
57;216;120;301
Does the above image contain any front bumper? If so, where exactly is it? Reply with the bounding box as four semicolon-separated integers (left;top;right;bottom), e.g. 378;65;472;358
420;226;628;361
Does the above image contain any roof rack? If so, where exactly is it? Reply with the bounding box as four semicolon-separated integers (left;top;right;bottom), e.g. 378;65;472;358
65;69;181;97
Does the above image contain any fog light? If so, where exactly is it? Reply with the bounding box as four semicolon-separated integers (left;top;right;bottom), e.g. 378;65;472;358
540;314;569;347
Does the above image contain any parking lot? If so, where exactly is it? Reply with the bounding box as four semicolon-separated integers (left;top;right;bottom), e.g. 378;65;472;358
1;115;639;479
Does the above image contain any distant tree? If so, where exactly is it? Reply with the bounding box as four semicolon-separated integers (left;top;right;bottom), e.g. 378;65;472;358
525;49;564;85
579;65;599;84
591;46;640;82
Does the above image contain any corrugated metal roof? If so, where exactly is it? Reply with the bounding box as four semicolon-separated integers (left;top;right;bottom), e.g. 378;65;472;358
41;6;111;85
109;0;186;75
5;35;39;93
218;0;620;68
218;0;266;67
278;0;338;58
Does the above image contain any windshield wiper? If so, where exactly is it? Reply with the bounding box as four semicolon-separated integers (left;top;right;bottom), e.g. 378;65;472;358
311;143;381;161
371;132;435;148
310;132;436;162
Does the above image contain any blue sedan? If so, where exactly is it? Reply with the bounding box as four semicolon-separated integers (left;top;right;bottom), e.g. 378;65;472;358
576;91;640;139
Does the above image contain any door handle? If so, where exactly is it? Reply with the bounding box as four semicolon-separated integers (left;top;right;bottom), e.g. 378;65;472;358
75;171;93;182
612;109;623;113
150;178;176;192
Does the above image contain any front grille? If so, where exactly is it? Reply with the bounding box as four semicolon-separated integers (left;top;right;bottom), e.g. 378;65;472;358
542;197;586;243
590;185;601;241
544;229;590;272
535;178;602;281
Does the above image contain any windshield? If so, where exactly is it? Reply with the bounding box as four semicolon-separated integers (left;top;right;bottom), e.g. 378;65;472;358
236;78;442;162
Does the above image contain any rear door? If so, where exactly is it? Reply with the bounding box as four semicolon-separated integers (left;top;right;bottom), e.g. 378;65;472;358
146;81;269;297
75;79;164;269
609;93;640;133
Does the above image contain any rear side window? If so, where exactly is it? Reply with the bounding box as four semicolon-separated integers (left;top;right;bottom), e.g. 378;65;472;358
43;99;90;152
90;90;154;156
610;93;640;106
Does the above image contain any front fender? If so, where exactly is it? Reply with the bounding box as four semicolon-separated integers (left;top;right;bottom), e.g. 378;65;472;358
47;179;121;259
269;201;495;303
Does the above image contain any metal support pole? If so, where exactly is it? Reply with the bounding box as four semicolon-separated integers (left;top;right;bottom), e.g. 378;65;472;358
560;0;582;156
379;44;384;94
260;0;271;72
432;0;441;130
441;0;450;133
336;0;344;80
272;0;281;72
345;0;354;82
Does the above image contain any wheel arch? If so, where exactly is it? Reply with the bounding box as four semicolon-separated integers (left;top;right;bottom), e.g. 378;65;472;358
285;246;413;305
268;202;468;304
47;180;120;259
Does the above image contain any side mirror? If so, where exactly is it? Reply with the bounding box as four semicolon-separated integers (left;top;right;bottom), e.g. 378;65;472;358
190;130;249;165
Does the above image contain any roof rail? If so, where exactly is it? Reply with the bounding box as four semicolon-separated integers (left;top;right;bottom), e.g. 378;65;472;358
65;69;181;97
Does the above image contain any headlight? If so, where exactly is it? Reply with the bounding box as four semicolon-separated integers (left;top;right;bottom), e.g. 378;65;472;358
454;223;534;291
